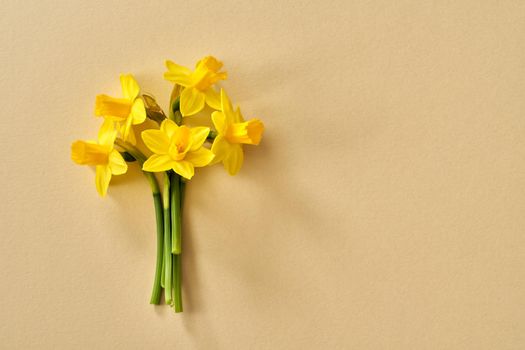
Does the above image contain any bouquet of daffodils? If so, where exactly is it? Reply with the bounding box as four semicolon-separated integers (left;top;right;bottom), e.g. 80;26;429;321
71;56;264;312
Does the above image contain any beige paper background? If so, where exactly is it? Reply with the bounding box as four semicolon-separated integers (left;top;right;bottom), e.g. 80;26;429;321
1;1;524;348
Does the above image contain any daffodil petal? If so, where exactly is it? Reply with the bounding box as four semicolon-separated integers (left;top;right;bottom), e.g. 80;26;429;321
120;117;134;143
211;111;227;135
180;87;205;116
186;148;215;167
109;150;128;175
220;89;235;123
210;135;230;164
189;127;210;151
204;88;221;110
141;129;170;154
131;98;146;124
224;144;243;176
98;119;117;146
143;154;176;172
234;107;245;123
166;60;192;75
95;165;112;196
172;160;195;179
164;60;192;86
126;124;137;145
161;119;179;138
121;74;140;100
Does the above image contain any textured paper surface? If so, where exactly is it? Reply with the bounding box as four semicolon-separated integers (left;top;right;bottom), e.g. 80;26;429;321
1;1;524;348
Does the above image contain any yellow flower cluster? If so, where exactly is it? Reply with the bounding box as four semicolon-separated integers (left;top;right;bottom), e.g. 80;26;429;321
70;56;265;312
71;55;265;196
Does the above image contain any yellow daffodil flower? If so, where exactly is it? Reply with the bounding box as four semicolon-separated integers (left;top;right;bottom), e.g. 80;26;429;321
141;119;215;179
163;56;227;117
94;74;146;144
210;89;264;175
71;120;128;196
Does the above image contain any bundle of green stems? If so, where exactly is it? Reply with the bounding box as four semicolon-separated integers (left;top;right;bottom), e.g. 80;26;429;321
115;96;185;312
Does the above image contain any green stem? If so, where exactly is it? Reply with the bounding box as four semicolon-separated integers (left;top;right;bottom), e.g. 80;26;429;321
114;139;164;305
170;172;183;312
168;96;181;122
163;174;173;305
114;139;147;164
180;178;186;213
177;180;185;312
161;249;165;288
148;177;164;301
167;90;183;312
171;173;182;254
149;192;164;304
173;254;183;312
